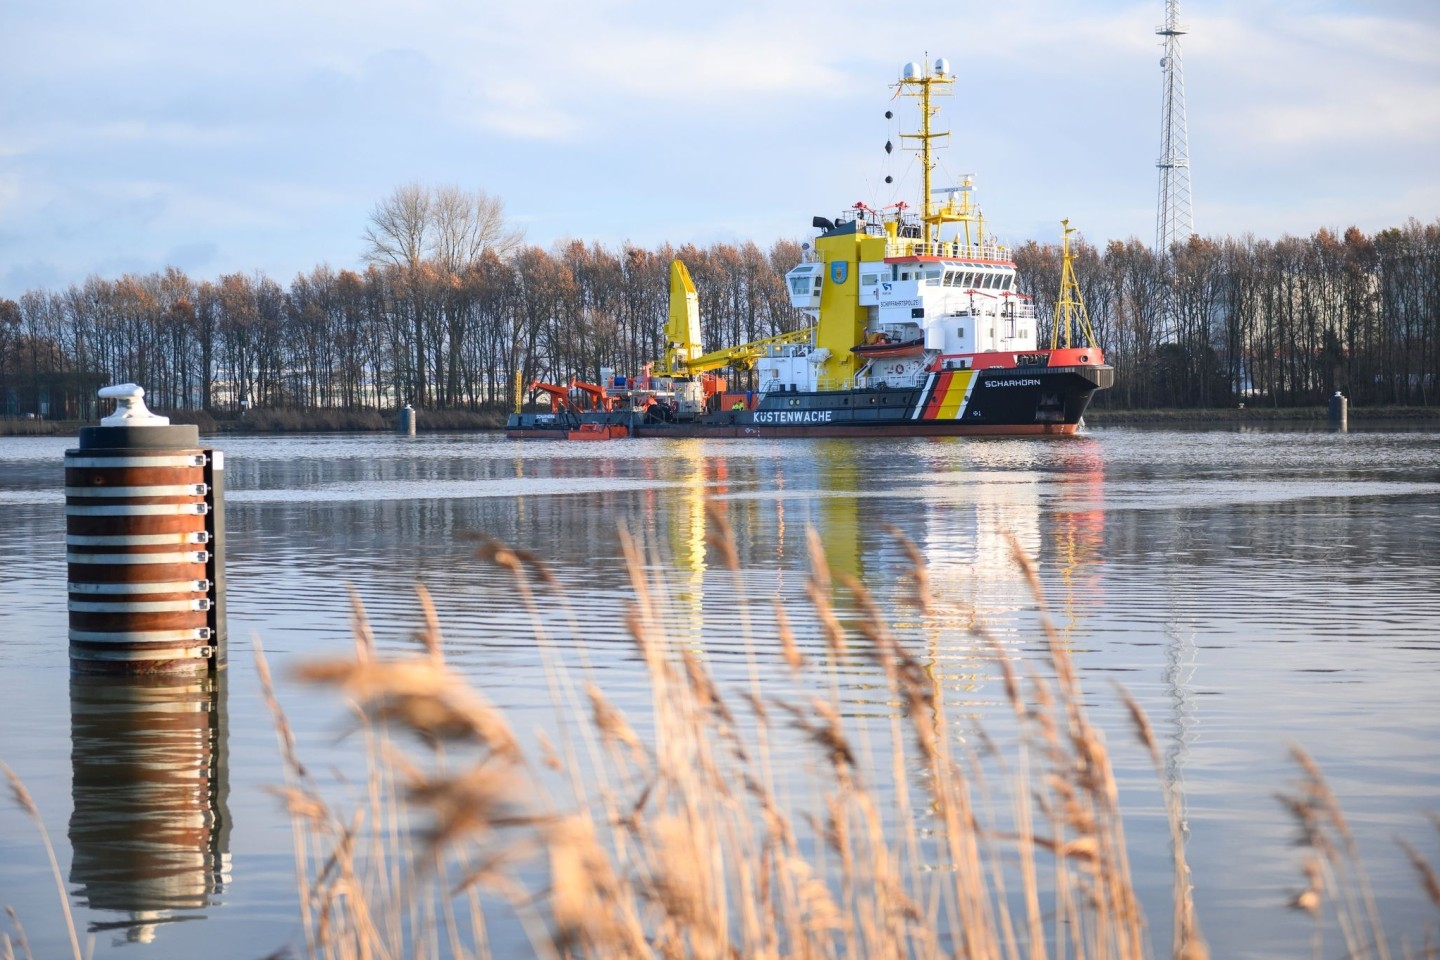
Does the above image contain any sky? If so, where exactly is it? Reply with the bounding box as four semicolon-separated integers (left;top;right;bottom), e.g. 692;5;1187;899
2;0;1438;298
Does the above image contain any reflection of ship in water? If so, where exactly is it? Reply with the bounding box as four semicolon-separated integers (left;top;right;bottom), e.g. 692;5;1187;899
649;440;1106;642
860;444;1107;643
69;672;231;945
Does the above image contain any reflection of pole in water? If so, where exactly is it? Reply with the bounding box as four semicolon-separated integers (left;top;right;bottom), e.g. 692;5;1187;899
1162;617;1198;841
68;672;231;945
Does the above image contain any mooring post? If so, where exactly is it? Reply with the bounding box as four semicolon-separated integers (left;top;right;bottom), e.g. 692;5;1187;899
398;403;417;436
65;384;227;675
1328;390;1348;430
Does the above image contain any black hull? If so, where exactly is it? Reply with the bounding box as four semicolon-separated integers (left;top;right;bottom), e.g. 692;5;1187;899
507;364;1112;441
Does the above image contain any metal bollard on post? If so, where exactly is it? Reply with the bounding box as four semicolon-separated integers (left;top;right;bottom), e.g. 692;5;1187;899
65;384;227;675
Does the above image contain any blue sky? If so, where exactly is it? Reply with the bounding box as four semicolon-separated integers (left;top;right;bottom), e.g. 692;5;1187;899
2;0;1437;298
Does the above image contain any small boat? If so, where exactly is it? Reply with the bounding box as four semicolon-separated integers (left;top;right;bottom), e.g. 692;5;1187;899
566;422;629;441
851;336;927;359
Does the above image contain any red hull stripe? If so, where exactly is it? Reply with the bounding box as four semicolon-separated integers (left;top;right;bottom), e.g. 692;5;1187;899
920;371;952;420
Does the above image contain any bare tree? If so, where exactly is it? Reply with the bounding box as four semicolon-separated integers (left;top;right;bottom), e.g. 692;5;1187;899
364;183;523;272
363;183;432;269
432;185;524;272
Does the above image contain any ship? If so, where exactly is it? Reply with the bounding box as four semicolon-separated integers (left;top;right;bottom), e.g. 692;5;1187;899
507;58;1113;441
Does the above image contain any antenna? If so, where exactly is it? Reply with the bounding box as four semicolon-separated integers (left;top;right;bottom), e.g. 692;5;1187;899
1155;0;1194;344
894;57;954;250
1155;0;1194;255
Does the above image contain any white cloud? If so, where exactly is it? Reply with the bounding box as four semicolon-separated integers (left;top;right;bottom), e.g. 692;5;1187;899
1;0;1437;296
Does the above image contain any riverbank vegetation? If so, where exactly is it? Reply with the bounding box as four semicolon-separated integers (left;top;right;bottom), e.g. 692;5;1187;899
1;187;1435;422
6;525;1436;958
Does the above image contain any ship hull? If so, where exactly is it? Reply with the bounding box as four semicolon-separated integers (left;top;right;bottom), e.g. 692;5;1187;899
507;364;1112;440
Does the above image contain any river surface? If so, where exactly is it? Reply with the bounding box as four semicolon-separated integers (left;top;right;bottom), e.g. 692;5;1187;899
1;426;1438;959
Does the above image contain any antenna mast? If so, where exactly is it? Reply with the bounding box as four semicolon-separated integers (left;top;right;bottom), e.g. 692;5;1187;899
1155;0;1194;255
896;58;954;249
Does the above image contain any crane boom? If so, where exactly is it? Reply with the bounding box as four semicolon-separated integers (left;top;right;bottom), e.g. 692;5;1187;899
677;326;817;376
654;259;815;377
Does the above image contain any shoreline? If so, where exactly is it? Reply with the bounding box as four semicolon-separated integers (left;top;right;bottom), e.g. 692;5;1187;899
4;404;1437;437
1083;405;1440;425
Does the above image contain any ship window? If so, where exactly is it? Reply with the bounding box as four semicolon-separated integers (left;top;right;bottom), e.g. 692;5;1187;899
789;277;809;295
861;273;877;286
999;275;1014;291
962;272;978;289
1019;329;1028;339
900;271;910;280
957;326;966;339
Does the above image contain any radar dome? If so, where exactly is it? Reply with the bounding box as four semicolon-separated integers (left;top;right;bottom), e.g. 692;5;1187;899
902;62;921;80
933;58;950;76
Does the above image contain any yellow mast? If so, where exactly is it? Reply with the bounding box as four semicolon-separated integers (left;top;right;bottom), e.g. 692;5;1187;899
895;59;954;250
1051;219;1098;350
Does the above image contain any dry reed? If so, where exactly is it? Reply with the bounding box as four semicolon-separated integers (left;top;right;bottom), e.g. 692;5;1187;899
5;515;1438;959
252;516;1439;959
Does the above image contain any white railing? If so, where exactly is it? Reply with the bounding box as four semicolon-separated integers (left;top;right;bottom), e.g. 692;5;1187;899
885;239;1011;262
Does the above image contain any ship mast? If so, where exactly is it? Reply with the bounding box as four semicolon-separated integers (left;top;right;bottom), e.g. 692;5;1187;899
1051;219;1098;350
895;58;954;250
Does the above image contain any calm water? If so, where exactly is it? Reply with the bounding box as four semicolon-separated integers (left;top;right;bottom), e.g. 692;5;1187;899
1;426;1438;958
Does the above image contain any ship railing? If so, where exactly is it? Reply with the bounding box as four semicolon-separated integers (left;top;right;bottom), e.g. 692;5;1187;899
815;375;858;392
886;239;1011;262
1000;299;1038;320
820;373;927;392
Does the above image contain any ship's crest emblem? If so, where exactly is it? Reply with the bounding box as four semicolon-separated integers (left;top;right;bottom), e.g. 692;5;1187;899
830;261;848;284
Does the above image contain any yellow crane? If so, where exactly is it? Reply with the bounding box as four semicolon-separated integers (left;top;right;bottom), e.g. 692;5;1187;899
654;260;815;377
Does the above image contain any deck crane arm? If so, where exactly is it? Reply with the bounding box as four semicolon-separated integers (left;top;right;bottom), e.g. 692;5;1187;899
567;378;614;412
654;259;816;377
527;379;575;413
676;326;818;376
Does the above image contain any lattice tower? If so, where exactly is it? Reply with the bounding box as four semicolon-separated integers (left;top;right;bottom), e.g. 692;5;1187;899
1155;0;1193;255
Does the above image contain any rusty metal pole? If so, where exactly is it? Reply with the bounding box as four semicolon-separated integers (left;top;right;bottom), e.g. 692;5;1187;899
65;384;226;675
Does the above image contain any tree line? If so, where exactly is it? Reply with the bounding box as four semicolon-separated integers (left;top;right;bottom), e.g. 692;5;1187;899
1013;220;1440;409
2;184;1436;419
